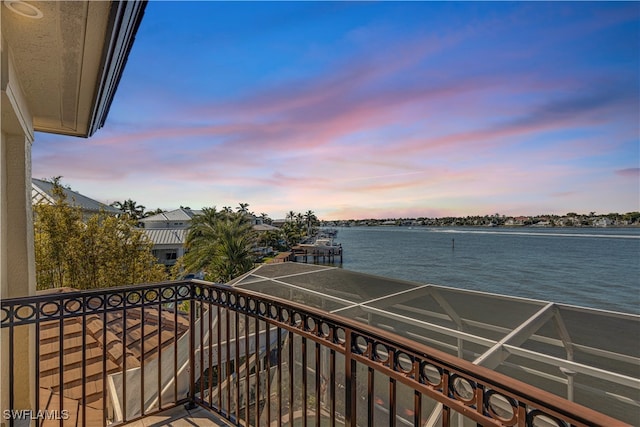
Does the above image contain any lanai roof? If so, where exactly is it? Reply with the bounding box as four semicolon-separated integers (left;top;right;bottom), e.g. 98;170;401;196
230;262;640;425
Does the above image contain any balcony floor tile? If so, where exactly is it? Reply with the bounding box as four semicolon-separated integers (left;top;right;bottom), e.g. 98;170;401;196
121;405;233;427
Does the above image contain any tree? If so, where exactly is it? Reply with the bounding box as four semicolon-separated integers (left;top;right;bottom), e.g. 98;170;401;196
258;230;286;251
145;208;166;217
181;207;221;274
237;202;250;214
111;198;146;220
34;187;166;290
281;217;305;248
259;212;272;225
280;209;319;247
182;207;257;282
210;215;256;282
303;210;318;236
622;212;640;224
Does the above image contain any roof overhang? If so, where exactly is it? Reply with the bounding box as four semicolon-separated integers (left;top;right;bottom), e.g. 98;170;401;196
1;0;146;138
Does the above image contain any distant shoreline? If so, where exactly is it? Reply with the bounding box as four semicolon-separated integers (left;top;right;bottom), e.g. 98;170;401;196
331;224;640;228
321;213;640;228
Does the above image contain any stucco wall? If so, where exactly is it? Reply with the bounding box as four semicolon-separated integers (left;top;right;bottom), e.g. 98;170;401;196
1;37;37;424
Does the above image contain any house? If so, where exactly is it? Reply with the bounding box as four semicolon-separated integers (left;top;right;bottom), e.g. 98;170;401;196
138;209;200;266
594;217;613;227
138;209;198;267
139;208;202;230
1;0;146;418
139;208;278;267
1;1;633;426
32;178;121;217
505;216;529;226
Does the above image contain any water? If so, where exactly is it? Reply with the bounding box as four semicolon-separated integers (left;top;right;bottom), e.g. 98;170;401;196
329;226;640;314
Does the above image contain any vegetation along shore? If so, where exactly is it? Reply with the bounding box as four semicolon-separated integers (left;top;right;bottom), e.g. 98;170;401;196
321;212;640;228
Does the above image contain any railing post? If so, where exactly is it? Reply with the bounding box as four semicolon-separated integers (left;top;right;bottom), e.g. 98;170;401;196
186;284;197;410
344;328;357;427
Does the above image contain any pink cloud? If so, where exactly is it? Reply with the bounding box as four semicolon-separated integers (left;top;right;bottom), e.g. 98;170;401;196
615;168;640;178
31;3;638;220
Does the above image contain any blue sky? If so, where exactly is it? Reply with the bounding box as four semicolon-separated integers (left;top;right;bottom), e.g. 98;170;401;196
33;1;639;220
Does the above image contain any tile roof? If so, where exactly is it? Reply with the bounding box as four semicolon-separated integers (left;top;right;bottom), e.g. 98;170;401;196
37;298;189;425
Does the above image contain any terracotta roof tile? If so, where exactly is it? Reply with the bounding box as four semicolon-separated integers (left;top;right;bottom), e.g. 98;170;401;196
36;304;189;424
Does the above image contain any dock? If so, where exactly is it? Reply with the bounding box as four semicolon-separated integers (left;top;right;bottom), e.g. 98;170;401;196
290;245;343;263
267;251;294;263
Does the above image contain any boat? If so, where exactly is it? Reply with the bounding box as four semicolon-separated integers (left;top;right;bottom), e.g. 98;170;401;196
318;228;338;238
298;238;342;254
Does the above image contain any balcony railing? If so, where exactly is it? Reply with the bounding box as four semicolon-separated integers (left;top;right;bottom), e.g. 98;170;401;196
1;280;626;427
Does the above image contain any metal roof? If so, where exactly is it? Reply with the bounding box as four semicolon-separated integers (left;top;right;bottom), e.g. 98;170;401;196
230;262;640;425
140;209;202;223
142;228;188;246
32;178;120;214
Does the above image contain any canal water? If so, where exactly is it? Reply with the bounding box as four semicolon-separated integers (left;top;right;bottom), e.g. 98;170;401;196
327;226;640;315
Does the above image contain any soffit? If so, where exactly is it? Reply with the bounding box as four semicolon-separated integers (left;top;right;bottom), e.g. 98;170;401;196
2;1;144;138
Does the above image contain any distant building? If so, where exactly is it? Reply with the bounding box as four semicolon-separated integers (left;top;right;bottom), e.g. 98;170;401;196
505;216;530;226
138;208;201;229
139;208;277;267
271;218;287;228
32;178;120;217
594;217;613;227
138;209;199;266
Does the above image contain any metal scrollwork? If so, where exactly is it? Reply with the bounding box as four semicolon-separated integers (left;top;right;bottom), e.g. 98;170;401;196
484;389;518;425
0;280;623;427
421;361;443;387
526;409;567;427
449;374;477;404
394;350;415;375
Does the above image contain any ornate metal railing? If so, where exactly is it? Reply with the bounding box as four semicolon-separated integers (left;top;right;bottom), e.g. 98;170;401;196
1;280;625;427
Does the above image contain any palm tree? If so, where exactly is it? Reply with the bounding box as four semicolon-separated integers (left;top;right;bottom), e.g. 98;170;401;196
183;207;257;282
144;208;165;217
210;214;256;282
111;199;146;220
303;210;318;236
237;202;250;214
260;212;272;225
183;207;221;274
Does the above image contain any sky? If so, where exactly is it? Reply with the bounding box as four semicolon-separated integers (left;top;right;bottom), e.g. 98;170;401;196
32;1;639;220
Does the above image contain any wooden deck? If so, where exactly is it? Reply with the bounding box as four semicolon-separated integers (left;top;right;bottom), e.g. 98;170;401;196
266;252;293;263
